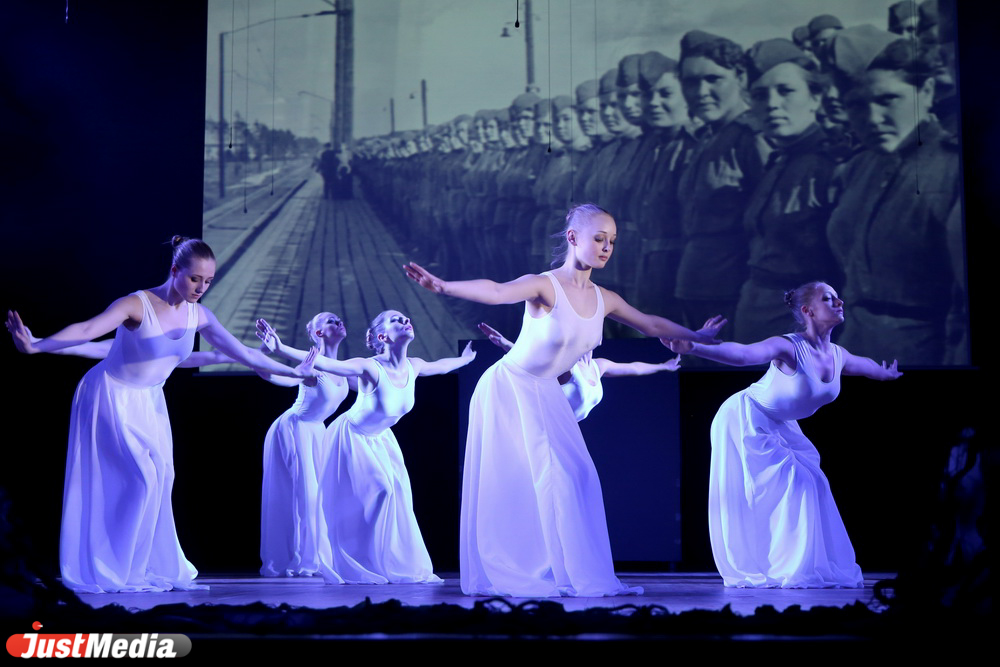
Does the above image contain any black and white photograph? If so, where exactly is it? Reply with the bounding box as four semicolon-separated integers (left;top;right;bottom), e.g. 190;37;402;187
202;0;967;367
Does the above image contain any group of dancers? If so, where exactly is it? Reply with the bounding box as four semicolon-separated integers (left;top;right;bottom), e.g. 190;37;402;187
7;203;902;596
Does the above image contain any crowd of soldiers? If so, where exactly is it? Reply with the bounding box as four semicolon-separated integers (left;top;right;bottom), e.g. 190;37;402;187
350;0;965;366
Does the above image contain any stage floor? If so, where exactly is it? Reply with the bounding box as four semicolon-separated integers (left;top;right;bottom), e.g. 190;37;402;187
77;572;891;615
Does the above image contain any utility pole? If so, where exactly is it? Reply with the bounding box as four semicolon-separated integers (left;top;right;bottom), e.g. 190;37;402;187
421;79;428;129
331;0;354;148
524;0;536;92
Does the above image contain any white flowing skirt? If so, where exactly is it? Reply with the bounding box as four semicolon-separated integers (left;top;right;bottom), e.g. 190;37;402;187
709;391;863;588
318;414;440;584
461;359;640;597
61;363;201;593
260;411;331;576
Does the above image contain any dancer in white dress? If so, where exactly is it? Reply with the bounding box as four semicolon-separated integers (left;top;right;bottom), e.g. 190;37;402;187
257;310;476;584
259;312;356;577
6;237;312;593
405;204;725;597
478;322;681;421
664;281;902;588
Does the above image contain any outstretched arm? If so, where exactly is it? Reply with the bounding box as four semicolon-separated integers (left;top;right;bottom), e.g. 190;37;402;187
410;341;477;376
596;356;682;377
602;290;725;343
663;334;795;368
842;351;903;381
177;349;233;368
256;319;313;362
198;306;309;378
13;316;240;370
257;318;373;382
404;262;551;307
478;322;514;352
7;297;142;354
10;322;115;359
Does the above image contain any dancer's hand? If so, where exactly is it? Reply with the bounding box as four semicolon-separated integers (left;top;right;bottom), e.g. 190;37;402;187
664;355;682;371
256;318;282;353
478;322;513;351
881;360;903;380
460;340;477;360
404;262;446;294
6;311;37;354
694;315;727;344
660;338;693;355
293;346;319;378
19;324;42;344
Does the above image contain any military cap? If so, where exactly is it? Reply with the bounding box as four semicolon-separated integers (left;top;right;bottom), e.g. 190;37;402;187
599;68;618;96
919;0;939;30
638;51;678;89
534;98;553;120
792;25;810;47
510;92;541;114
808;14;843;39
828;24;897;82
888;1;918;33
616;53;642;87
746;39;813;83
551;95;574;114
575;79;600;104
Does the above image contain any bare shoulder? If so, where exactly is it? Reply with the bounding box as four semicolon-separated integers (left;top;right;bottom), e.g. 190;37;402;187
195;303;217;329
519;272;554;288
762;334;795;352
761;335;797;363
597;285;628;312
597;285;622;301
519;272;556;307
107;293;145;321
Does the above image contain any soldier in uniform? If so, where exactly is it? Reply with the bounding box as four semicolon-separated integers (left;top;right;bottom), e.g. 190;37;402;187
461;110;495;280
442;115;473;277
317;143;338;200
888;1;920;40
494;93;542;281
828;39;965;364
529;96;580;256
807;14;844;69
674;30;764;340
481;109;511;279
594;55;648;328
734;39;841;343
632;51;697;322
528;98;567;268
568;79;605;202
825;24;898;161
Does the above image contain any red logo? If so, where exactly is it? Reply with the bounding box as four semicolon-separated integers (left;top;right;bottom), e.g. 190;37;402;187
7;623;192;658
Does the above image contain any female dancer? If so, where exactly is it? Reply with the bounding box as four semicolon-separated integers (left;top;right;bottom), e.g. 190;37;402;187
259;312;356;577
17;310;357;579
6;237;312;593
664;281;902;588
405;203;724;597
257;310;476;584
477;322;681;422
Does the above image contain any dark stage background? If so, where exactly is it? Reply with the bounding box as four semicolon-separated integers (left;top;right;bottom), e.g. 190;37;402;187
0;1;991;583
